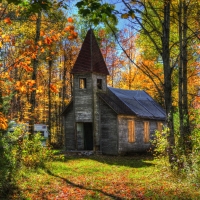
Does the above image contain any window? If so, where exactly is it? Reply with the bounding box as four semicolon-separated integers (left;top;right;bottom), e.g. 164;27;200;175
144;121;150;143
128;120;135;143
79;78;86;89
97;79;102;89
157;122;163;132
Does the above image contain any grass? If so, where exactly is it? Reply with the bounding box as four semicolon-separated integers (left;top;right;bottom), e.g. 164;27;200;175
7;154;200;199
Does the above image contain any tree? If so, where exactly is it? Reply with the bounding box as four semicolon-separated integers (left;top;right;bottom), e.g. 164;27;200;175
76;0;200;166
0;0;80;147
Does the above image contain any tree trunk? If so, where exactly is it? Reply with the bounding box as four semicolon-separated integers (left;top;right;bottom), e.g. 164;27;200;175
182;0;191;154
178;0;184;151
48;59;52;143
29;11;41;135
62;46;67;109
162;0;176;165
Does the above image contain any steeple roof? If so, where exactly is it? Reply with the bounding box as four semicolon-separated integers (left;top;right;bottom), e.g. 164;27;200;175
71;29;109;75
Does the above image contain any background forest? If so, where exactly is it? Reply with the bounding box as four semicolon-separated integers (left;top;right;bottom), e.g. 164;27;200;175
0;0;200;198
0;0;200;184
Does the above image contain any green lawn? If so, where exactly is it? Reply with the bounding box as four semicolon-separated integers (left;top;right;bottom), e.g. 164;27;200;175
10;154;200;199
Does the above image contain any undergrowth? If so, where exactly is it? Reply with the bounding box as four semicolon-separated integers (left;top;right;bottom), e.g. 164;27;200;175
0;127;52;198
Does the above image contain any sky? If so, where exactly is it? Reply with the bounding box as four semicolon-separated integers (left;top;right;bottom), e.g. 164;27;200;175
67;0;128;30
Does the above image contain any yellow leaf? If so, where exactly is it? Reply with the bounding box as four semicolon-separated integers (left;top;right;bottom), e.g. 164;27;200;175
121;13;129;19
38;40;42;46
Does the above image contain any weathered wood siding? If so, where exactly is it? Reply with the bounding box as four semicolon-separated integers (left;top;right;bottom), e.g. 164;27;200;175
64;104;75;150
72;73;107;150
100;100;118;155
73;73;93;122
92;74;107;150
118;115;159;154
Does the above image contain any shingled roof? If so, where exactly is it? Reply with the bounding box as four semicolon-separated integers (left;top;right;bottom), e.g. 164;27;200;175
98;87;166;120
71;29;109;75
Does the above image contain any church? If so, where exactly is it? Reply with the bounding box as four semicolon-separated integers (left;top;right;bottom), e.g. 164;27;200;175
62;29;166;155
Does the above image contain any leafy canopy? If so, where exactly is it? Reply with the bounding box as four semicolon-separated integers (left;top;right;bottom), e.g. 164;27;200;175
76;0;117;27
5;0;66;14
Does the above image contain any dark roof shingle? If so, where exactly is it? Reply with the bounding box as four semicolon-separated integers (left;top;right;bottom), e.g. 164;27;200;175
98;87;166;120
71;29;109;75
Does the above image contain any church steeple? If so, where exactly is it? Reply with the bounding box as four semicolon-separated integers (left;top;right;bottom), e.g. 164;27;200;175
71;29;109;75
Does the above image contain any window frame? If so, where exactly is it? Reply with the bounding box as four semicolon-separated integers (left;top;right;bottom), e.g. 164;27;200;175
97;79;102;90
79;78;86;89
144;121;150;143
128;120;135;143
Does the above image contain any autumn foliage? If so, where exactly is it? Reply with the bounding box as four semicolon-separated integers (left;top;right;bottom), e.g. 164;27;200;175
0;2;79;144
0;112;7;130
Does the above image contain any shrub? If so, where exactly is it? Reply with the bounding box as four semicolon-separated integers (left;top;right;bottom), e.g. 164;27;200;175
151;126;169;158
0;131;16;197
20;132;52;168
189;110;200;183
0;127;52;197
152;109;200;183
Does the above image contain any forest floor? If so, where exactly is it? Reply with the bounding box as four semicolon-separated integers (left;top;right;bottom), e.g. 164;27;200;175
9;154;200;199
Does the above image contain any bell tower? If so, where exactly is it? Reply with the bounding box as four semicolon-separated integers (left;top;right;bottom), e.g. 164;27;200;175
70;29;109;151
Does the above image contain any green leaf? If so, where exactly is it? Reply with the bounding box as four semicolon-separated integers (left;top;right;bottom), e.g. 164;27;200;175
128;10;135;19
102;13;107;21
76;1;85;8
81;8;91;17
93;18;99;25
90;2;101;10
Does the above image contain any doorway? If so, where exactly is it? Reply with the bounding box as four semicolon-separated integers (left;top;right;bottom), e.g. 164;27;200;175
76;122;93;150
84;123;93;150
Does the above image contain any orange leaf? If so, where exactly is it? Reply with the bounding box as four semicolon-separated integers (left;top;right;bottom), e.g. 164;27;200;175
51;35;59;41
4;17;12;25
73;31;78;38
69;25;75;30
38;40;42;46
15;81;22;88
20;85;26;93
23;65;33;72
0;112;7;130
64;26;71;32
31;54;37;59
26;80;36;87
64;25;75;32
67;35;73;40
67;17;73;23
44;37;52;45
40;30;45;36
50;84;58;93
11;38;15;46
